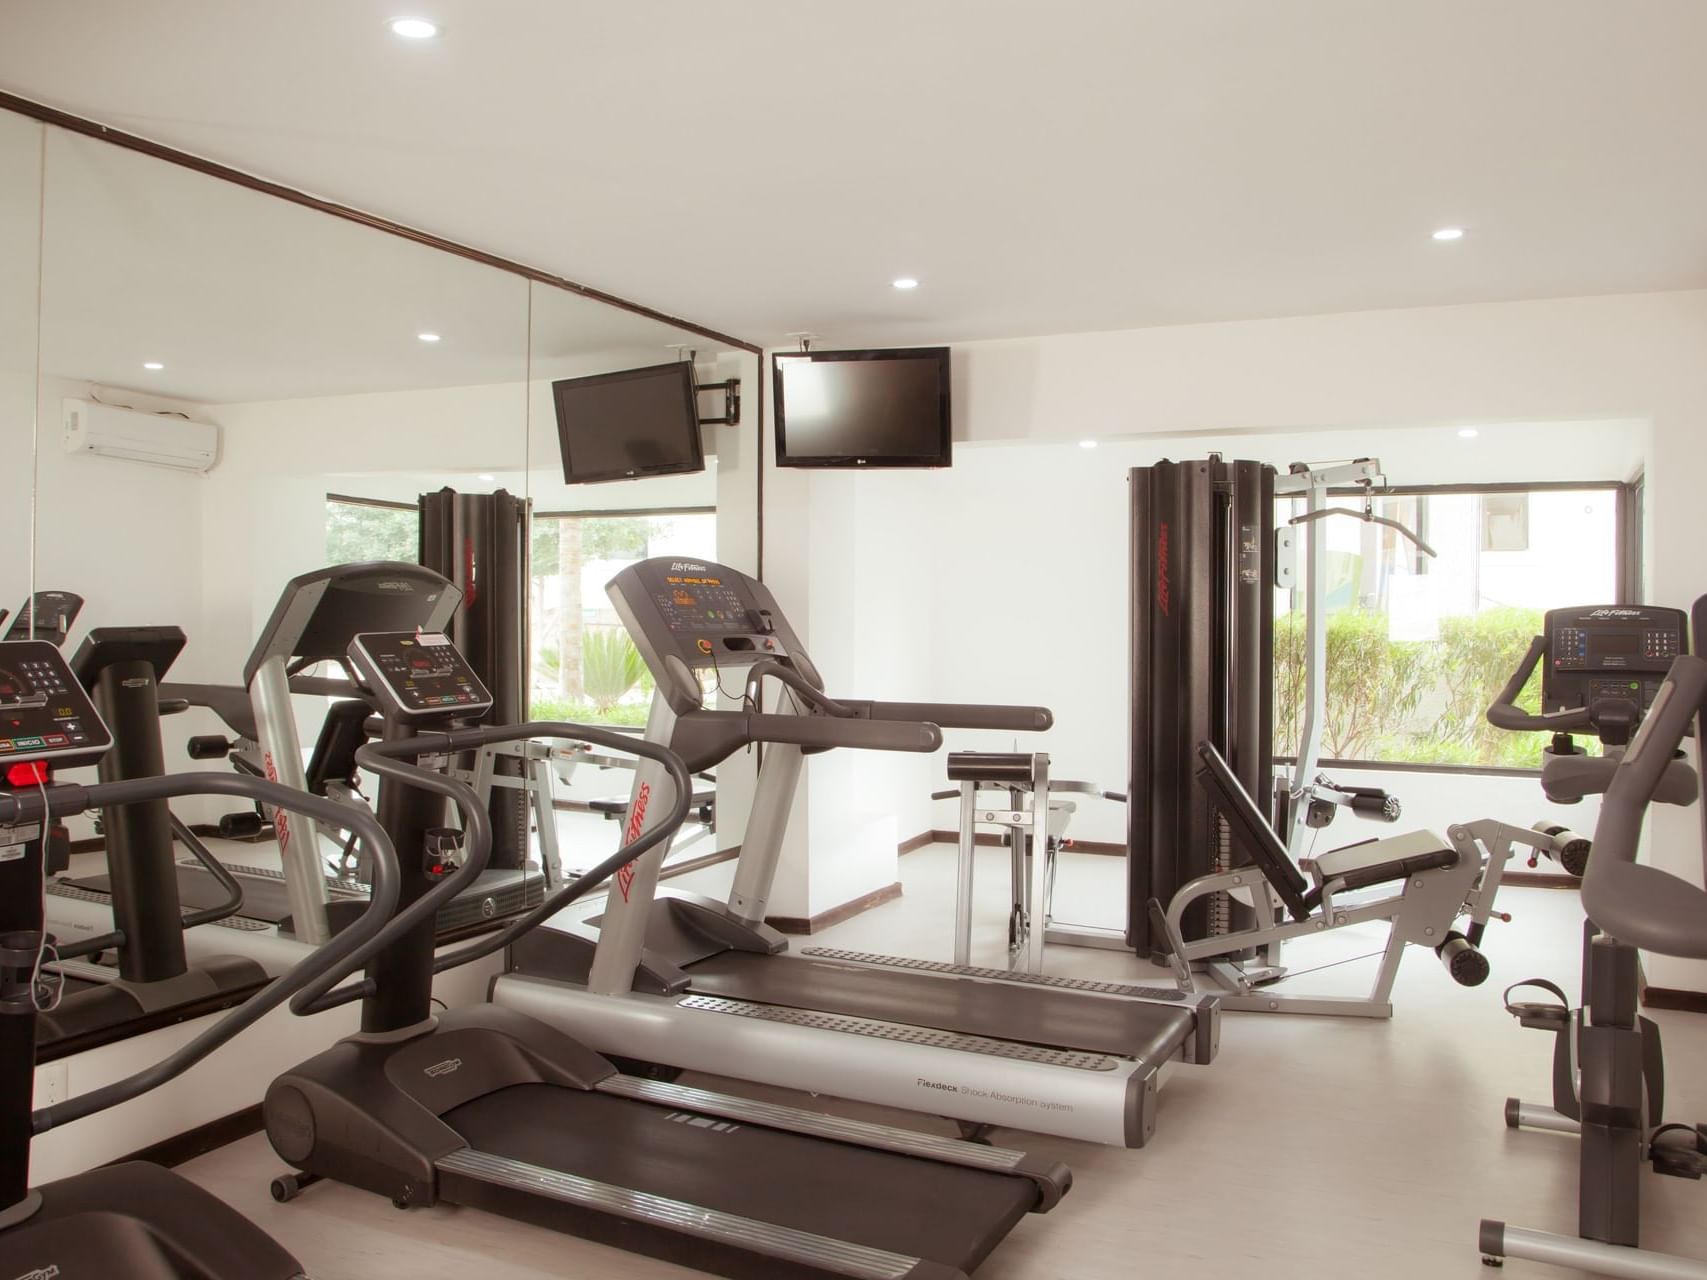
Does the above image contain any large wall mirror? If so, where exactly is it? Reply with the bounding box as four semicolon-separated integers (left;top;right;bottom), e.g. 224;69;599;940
523;282;761;859
0;110;42;617
15;103;761;869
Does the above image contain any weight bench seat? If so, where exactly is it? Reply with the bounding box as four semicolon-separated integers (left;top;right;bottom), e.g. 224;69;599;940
1311;830;1457;895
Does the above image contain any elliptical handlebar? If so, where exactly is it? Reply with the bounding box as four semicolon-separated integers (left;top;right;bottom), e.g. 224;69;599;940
1581;654;1707;960
0;772;399;1134
303;722;696;1013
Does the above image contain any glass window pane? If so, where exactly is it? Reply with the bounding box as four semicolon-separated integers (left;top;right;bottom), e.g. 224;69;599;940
1276;487;1620;768
324;498;418;565
528;511;716;724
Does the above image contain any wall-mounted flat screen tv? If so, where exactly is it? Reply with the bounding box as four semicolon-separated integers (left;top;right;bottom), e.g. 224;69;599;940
552;361;705;485
773;346;951;468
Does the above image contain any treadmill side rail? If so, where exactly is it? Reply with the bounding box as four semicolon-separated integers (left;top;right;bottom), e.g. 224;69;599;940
437;1148;961;1280
597;1074;1071;1210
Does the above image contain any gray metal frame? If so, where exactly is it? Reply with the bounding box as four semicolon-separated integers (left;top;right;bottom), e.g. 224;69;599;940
1162;818;1521;1017
248;653;333;945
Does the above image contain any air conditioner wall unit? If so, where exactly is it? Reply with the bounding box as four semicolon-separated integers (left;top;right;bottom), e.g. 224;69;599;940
62;399;220;473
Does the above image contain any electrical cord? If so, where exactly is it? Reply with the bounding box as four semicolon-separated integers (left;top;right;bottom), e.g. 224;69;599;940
28;773;64;1013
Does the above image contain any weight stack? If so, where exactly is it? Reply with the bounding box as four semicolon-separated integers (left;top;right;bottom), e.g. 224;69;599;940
1127;457;1274;958
419;487;532;871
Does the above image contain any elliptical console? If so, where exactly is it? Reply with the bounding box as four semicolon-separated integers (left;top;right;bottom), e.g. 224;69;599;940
1541;605;1684;727
0;639;112;767
348;631;493;719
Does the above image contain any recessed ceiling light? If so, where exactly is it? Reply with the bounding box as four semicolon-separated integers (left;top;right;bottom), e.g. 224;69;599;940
1457;427;1479;439
417;332;441;343
142;361;165;370
390;17;439;38
477;473;496;482
892;277;919;290
1432;227;1466;242
1079;440;1098;449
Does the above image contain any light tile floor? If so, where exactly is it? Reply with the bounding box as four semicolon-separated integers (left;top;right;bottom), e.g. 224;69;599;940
177;843;1707;1279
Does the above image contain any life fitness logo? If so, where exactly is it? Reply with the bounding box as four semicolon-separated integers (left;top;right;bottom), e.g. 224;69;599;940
617;782;651;901
14;1266;60;1280
1156;521;1171;617
262;751;291;850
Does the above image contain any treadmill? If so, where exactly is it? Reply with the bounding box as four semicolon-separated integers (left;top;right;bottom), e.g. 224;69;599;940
263;628;1070;1280
0;636;403;1279
494;557;1220;1148
36;626;266;1058
50;562;558;968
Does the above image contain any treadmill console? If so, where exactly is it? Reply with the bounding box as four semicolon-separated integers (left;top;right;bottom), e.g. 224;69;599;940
348;631;493;721
608;559;801;668
0;640;113;769
606;558;814;712
1543;605;1686;719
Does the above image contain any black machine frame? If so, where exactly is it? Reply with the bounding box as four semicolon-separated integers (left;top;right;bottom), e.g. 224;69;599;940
1127;457;1275;957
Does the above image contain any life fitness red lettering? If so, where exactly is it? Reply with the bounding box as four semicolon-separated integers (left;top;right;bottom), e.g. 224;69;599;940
617;782;651;901
263;751;291;849
1156;521;1171;617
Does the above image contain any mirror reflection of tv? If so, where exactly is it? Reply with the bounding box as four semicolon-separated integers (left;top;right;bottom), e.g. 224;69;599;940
773;347;951;469
552;361;705;485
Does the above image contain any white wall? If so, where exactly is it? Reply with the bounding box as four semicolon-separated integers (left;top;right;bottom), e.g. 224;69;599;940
765;289;1707;990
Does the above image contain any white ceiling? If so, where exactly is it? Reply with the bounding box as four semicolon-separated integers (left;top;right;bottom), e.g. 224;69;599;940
3;0;1706;349
24;129;719;404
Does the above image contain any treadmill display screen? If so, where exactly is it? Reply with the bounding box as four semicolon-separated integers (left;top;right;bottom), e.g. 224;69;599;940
349;632;493;719
654;575;753;634
1589;633;1640;659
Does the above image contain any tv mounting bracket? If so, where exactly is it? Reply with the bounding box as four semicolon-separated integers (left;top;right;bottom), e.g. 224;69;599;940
696;378;740;427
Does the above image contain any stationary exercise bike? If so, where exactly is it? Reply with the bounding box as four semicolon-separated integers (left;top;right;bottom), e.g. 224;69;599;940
1479;605;1707;1279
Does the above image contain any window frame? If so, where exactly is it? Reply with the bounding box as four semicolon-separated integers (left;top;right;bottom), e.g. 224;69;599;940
1279;477;1637;776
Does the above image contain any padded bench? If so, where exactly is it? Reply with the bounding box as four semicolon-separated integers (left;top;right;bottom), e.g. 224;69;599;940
1306;830;1458;910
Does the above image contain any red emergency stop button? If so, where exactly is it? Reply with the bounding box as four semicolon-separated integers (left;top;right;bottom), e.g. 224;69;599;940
7;761;50;787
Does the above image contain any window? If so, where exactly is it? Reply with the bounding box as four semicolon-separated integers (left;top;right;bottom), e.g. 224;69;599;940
325;495;417;565
1274;485;1625;769
529;510;717;725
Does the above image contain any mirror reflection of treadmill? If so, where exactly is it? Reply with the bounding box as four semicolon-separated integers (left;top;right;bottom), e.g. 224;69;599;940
5;591;86;648
61;564;552;964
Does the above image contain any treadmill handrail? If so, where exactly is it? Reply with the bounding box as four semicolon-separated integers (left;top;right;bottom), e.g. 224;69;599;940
1581;655;1707;959
0;773;398;1133
740;662;1053;734
300;723;695;1013
842;700;1053;733
754;712;943;753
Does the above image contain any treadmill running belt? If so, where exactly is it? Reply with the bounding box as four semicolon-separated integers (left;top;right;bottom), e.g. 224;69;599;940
444;1083;1035;1275
688;951;1195;1062
70;865;294;923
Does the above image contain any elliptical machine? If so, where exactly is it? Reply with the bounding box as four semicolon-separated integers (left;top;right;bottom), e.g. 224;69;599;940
1479;605;1707;1278
38;625;266;1056
0;636;402;1278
